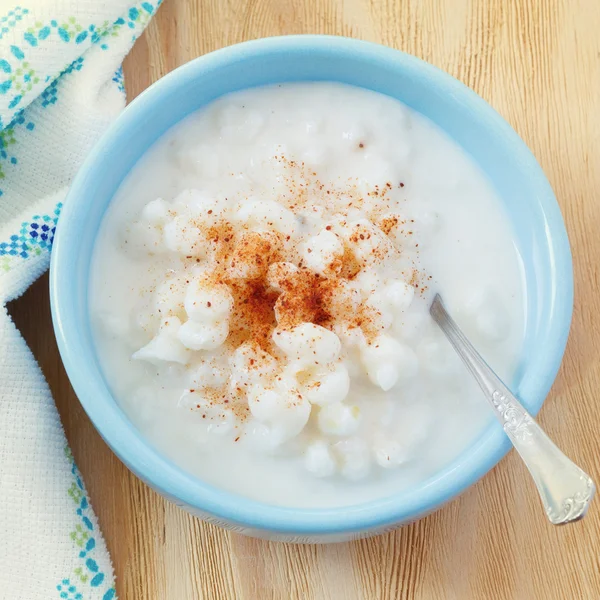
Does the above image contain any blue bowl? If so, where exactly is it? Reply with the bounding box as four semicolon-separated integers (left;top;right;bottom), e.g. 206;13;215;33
50;35;572;542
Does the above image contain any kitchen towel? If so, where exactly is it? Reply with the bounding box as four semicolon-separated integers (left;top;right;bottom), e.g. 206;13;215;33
0;2;161;598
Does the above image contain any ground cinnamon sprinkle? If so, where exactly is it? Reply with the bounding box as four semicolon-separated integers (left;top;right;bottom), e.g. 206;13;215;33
338;244;362;279
409;269;420;289
180;154;427;419
228;278;279;350
230;230;284;278
206;221;236;269
274;269;333;330
380;215;400;236
350;304;383;342
191;384;251;421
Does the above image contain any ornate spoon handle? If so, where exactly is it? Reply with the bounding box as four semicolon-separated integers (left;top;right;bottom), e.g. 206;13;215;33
430;294;595;525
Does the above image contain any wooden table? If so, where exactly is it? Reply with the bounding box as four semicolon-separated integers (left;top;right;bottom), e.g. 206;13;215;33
8;0;600;598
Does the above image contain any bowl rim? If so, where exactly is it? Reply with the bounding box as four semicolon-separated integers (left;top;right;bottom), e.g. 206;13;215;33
50;34;573;534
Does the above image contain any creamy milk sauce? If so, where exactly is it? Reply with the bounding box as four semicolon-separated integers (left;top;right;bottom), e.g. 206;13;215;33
90;83;524;507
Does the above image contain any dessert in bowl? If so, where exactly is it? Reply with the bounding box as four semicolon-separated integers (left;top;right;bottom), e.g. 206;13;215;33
50;36;572;542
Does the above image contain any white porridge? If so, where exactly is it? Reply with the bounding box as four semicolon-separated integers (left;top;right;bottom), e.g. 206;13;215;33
90;83;525;508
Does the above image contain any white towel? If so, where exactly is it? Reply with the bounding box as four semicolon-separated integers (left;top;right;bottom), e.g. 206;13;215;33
0;2;161;598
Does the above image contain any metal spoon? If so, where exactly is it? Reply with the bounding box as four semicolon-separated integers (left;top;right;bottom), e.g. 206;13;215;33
430;293;595;525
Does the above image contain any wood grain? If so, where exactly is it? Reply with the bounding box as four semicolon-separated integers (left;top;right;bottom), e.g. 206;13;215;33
8;0;600;598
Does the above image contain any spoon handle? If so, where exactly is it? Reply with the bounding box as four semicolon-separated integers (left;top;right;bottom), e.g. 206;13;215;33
430;294;595;525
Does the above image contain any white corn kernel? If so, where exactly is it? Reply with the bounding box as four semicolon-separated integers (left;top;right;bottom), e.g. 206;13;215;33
184;278;233;322
341;219;396;267
141;198;169;225
207;409;236;436
272;323;342;365
373;435;408;468
334;438;371;481
361;335;418;391
177;319;228;351
164;215;207;256
385;279;414;313
247;383;311;442
300;362;350;407
267;261;299;291
318;402;361;436
175;189;230;224
229;342;278;387
155;275;187;318
304;441;337;477
234;199;298;235
188;360;229;388
132;316;191;365
301;229;344;276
